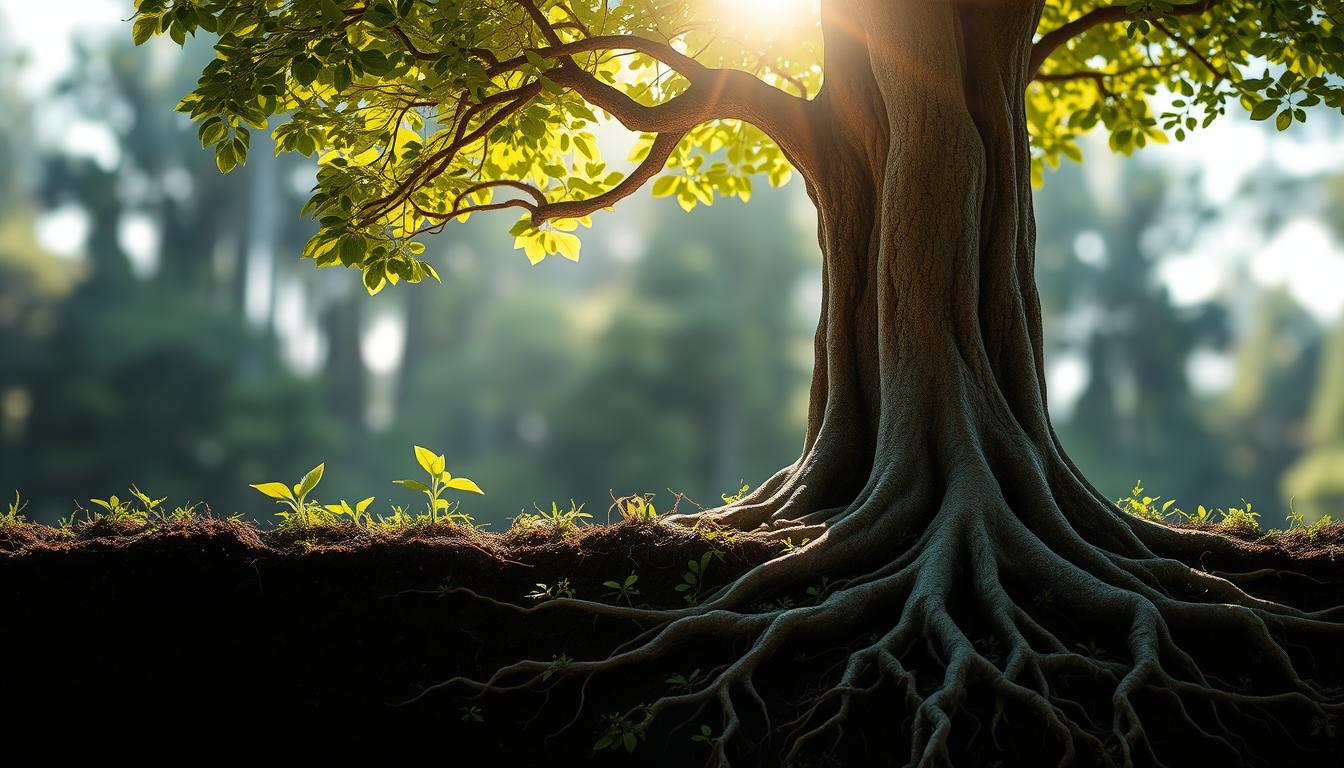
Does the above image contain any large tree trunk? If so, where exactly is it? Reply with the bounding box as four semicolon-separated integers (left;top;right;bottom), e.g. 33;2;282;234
452;2;1343;763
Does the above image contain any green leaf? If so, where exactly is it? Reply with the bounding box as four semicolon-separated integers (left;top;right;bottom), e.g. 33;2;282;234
296;463;324;498
198;118;227;148
1275;110;1292;131
356;497;376;515
651;176;678;198
1248;101;1277;121
444;477;484;495
251;482;295;502
292;55;320;87
413;446;445;476
215;142;238;174
394;479;431;493
132;15;157;45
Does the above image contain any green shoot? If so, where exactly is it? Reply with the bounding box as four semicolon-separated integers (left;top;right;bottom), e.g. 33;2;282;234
324;497;377;527
610;492;657;523
394;445;483;528
250;463;325;529
527;578;576;601
593;707;648;754
675;551;718;606
665;668;704;694
720;482;751;504
1220;501;1260;534
602;571;641;607
2;491;27;528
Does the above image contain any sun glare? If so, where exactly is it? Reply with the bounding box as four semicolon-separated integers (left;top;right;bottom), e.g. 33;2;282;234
714;0;819;39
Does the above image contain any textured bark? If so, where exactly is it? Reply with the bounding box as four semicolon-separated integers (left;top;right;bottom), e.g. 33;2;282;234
440;2;1344;764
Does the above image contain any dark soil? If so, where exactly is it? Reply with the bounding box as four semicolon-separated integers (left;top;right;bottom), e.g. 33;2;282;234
2;517;1341;764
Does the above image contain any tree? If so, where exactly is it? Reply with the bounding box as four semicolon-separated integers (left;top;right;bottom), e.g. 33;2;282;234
138;1;1344;764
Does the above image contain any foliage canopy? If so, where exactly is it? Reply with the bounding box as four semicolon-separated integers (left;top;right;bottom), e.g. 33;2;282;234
134;0;1344;291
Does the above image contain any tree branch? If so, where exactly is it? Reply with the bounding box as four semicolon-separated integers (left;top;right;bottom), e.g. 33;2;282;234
531;131;686;223
1029;0;1221;76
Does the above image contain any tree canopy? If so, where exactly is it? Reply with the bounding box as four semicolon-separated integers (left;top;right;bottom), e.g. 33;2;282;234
134;0;1344;292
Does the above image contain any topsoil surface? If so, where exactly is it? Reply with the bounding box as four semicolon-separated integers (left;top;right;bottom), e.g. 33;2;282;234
2;517;1341;764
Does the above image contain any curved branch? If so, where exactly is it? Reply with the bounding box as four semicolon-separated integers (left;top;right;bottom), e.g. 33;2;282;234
532;130;686;223
1030;0;1221;76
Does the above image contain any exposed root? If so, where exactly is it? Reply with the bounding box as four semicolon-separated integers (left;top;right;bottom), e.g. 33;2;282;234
409;453;1343;767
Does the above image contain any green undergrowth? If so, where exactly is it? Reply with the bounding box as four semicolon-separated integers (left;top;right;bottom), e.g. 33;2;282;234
1117;481;1336;541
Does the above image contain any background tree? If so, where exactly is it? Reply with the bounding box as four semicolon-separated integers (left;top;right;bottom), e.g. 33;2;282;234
138;0;1344;764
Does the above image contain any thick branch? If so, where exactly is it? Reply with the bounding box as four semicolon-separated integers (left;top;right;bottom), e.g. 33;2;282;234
1029;0;1220;76
531;130;686;223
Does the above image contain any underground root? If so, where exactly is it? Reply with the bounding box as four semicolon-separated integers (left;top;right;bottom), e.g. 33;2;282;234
410;471;1343;767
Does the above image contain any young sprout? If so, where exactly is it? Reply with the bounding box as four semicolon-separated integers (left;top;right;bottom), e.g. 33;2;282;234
394;446;483;527
250;463;325;528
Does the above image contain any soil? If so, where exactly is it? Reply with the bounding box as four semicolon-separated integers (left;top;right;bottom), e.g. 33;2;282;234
2;517;1341;765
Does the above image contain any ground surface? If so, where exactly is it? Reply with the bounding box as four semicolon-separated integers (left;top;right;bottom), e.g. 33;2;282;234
2;516;1341;764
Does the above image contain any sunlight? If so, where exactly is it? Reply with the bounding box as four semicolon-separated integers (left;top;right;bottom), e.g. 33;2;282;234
713;0;818;38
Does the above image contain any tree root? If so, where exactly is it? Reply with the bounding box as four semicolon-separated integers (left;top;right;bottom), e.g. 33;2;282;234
409;459;1343;767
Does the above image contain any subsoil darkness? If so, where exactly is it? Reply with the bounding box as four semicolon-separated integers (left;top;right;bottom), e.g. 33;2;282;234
2;517;1341;765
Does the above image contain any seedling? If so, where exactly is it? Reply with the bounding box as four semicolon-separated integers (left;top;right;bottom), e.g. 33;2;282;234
90;486;158;525
250;463;326;528
721;482;750;504
2;491;27;528
675;551;719;606
1175;504;1215;525
1286;498;1334;541
394;445;483;527
781;536;811;552
324;497;377;527
459;705;484;723
692;517;738;546
690;724;717;745
527;578;576;601
610;492;657;523
806;576;833;603
541;653;573;681
593;707;648;754
1220;501;1260;534
665;668;704;694
1116;482;1175;522
603;571;641;607
514;500;591;535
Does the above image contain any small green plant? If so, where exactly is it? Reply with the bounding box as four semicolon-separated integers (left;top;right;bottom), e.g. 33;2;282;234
1220;501;1260;534
1116;482;1175;522
323;496;377;527
1286;499;1334;541
720;482;750;504
665;668;704;694
1175;504;1216;525
394;446;484;527
90;484;163;526
675;551;719;606
603;571;641;607
541;653;573;681
690;724;717;745
691;517;738;546
459;705;484;723
781;536;811;552
593;707;648;754
251;463;326;529
2;491;28;528
610;492;657;523
513;500;591;535
527;578;576;601
806;576;833;603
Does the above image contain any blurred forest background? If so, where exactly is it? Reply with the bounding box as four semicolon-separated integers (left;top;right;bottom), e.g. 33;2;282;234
2;6;1343;530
